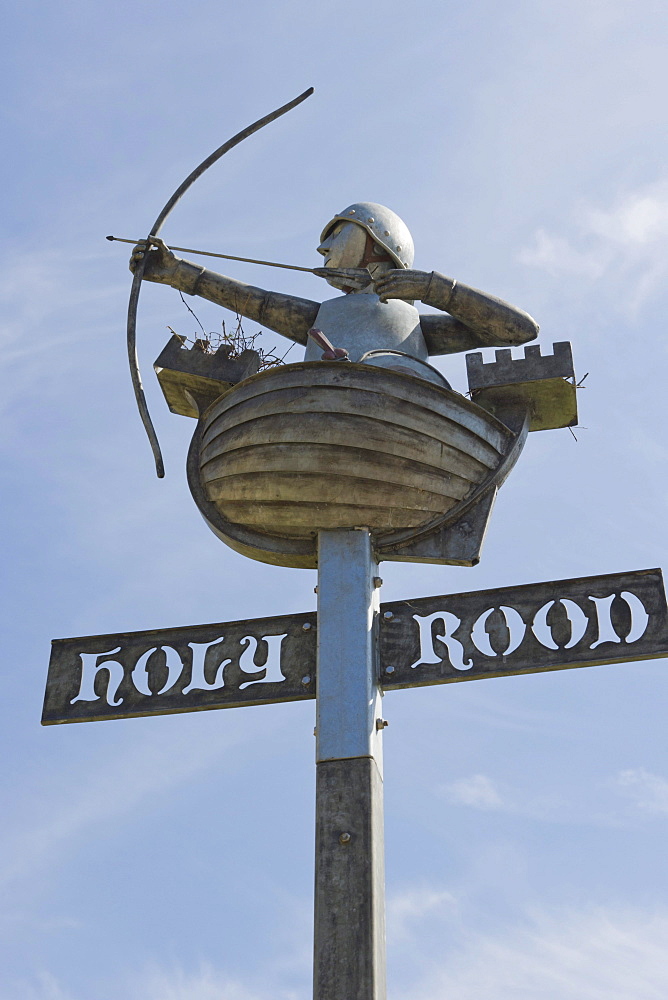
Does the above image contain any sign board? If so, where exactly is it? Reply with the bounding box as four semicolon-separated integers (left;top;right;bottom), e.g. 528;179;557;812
43;611;317;724
381;568;668;689
43;569;668;725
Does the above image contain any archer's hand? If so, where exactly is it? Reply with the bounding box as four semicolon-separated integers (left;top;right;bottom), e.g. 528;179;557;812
373;269;432;303
313;266;372;291
129;237;179;282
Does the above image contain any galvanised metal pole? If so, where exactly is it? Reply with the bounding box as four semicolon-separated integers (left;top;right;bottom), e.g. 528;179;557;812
314;528;386;1000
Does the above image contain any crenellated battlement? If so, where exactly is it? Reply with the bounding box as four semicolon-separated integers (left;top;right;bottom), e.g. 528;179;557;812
154;334;261;418
465;341;578;432
466;341;574;391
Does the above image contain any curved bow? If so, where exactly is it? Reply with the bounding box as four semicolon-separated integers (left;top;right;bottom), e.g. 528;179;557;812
127;87;314;478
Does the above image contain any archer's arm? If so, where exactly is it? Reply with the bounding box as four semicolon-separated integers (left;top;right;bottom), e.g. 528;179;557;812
373;270;539;355
131;240;320;345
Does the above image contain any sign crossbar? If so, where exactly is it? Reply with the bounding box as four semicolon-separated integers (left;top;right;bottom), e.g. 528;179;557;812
43;568;668;726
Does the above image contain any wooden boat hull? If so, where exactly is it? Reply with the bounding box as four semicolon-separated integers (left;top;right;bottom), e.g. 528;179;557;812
188;362;526;568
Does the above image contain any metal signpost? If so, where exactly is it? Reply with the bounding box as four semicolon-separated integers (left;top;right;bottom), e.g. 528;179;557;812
44;567;668;996
48;91;668;998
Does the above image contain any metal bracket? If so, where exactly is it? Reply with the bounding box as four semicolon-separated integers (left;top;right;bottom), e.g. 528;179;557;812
154;334;260;418
466;342;578;431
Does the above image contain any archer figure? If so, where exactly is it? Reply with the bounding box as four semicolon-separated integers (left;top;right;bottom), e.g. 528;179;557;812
131;201;538;384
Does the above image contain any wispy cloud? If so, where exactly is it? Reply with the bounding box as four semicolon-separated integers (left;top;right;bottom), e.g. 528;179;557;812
613;767;668;815
440;767;668;828
439;772;565;821
442;773;504;810
0;250;117;361
397;905;668;1000
21;903;668;1000
128;964;263;1000
12;971;74;1000
518;179;668;314
388;886;457;941
437;772;635;828
0;248;123;429
12;966;265;1000
0;718;254;894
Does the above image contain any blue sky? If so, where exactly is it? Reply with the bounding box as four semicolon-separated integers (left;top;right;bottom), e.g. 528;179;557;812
3;1;668;997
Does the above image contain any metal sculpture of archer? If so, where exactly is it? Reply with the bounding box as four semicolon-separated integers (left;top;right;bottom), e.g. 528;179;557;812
45;88;668;1000
125;129;577;566
130;189;577;568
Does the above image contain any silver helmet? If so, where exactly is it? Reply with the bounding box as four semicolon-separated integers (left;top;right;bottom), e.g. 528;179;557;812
319;202;414;269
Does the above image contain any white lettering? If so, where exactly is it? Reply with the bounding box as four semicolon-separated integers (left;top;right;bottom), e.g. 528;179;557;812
471;605;526;657
560;599;588;648
590;591;650;648
182;639;230;694
621;591;649;643
532;599;589;650
471;610;495;657
589;594;620;648
531;601;559;650
239;634;287;689
411;612;472;671
71;648;124;706
132;646;184;696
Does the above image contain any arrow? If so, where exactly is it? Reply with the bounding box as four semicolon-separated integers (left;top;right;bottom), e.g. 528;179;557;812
108;235;321;274
110;235;372;289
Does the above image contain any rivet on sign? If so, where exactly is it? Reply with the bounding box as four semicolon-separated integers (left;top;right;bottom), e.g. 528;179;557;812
376;718;389;730
385;665;395;674
383;611;393;619
396;245;402;251
368;217;375;223
302;675;311;685
384;230;390;236
302;622;312;631
349;209;356;214
339;832;352;844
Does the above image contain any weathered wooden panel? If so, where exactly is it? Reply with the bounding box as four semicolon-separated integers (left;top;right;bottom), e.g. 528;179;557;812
203;446;474;499
208;471;462;510
201;392;503;471
214;500;446;532
196;362;515;543
202;411;497;480
204;363;513;452
379;568;668;689
43;611;316;725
